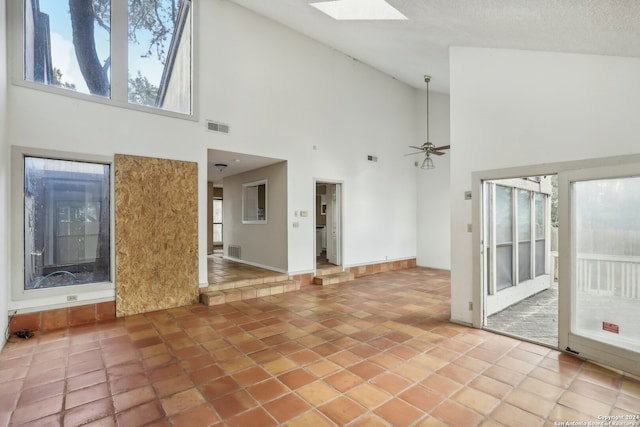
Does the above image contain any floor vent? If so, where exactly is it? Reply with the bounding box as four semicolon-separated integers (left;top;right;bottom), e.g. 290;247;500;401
228;245;241;258
207;120;230;134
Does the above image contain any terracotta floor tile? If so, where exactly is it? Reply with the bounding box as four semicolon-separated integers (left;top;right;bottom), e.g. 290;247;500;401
169;404;220;427
349;360;385;380
436;363;478;385
10;394;63;424
115;400;164;426
161;387;206;416
200;376;241;400
227;407;279;427
65;382;110;409
297;381;341;406
399;385;443;412
288;349;323;366
191;364;226;385
328;350;363;368
278;368;317;390
371;372;412;395
431;400;484;427
63;397;114;426
319;396;367;426
212;390;259;419
468;375;513;400
263;393;310;423
375;398;426;426
453;386;500;415
347;382;392;409
305;359;341;378
557;390;613;418
232;366;272;387
17;380;65;406
286;409;335;427
491;402;544;427
325;370;364;392
113;385;157;413
247;378;289;403
153;375;194;398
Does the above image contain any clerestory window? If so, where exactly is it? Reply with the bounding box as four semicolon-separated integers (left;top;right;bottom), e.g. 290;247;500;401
17;0;193;116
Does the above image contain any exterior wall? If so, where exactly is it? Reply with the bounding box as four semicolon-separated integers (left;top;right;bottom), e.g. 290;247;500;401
160;3;192;114
222;162;288;272
0;0;9;351
449;47;640;325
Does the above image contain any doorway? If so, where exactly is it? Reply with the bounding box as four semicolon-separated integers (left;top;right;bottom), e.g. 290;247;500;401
482;175;558;347
315;181;342;269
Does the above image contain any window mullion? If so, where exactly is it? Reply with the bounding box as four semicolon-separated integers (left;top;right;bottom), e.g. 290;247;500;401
110;0;128;103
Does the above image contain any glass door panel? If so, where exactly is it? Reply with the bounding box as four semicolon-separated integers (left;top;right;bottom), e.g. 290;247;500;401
559;164;640;376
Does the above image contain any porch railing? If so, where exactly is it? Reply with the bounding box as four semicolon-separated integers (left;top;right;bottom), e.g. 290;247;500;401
576;253;640;299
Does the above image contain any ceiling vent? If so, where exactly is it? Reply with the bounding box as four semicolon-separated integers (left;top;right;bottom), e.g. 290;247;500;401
207;120;230;134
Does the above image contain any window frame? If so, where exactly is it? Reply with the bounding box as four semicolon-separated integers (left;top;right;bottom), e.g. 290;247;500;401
11;146;116;311
242;180;268;225
8;0;198;121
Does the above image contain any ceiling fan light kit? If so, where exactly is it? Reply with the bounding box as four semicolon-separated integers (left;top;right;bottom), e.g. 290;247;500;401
405;75;450;169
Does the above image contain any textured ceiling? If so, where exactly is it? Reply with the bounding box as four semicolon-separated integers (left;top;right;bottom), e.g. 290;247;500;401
229;0;640;93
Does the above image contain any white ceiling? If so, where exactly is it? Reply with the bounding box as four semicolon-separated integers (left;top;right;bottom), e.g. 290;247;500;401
229;0;640;94
207;149;285;183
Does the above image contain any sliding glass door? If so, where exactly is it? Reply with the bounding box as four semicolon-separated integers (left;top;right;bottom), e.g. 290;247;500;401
559;164;640;375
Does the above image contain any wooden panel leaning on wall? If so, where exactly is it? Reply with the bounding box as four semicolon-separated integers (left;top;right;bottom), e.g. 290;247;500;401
114;154;199;317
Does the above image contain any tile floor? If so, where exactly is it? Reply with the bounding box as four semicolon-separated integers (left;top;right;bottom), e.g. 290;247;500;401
207;249;285;287
1;268;640;426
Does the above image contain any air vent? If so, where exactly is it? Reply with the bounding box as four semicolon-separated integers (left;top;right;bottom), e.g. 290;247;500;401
367;155;378;162
228;245;241;259
207;120;230;134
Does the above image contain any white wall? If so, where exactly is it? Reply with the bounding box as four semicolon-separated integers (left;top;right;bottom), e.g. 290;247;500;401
1;0;10;350
449;47;640;324
5;0;420;311
223;162;288;272
416;91;451;270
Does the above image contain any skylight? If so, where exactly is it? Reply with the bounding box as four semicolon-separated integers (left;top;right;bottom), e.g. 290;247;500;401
310;0;407;21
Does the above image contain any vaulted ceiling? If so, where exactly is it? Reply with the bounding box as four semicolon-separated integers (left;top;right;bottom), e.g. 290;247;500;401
230;0;640;93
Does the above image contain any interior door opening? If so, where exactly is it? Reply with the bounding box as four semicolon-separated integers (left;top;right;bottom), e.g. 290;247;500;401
482;174;558;348
315;181;342;269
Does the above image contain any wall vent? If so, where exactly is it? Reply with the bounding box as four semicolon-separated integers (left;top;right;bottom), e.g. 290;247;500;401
367;155;378;162
228;245;241;259
207;120;230;134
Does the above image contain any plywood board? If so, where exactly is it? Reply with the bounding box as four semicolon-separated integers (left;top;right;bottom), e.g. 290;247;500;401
115;154;198;317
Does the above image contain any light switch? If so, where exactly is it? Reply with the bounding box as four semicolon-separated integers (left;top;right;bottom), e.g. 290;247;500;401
293;222;299;228
300;211;308;217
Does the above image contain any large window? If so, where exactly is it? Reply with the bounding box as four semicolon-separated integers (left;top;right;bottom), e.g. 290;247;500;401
24;157;111;290
19;0;193;116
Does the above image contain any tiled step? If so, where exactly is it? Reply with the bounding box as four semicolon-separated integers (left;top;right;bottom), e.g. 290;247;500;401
200;280;300;306
207;273;289;292
313;271;355;286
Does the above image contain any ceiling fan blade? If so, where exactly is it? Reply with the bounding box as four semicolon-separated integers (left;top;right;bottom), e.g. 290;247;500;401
431;151;446;156
404;151;424;156
433;145;450;151
408;145;424;151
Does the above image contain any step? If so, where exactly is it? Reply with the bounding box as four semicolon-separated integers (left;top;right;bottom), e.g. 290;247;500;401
313;271;355;286
206;273;290;292
200;280;300;306
315;266;344;276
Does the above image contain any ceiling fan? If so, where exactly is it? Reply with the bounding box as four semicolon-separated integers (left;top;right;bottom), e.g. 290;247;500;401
405;75;450;169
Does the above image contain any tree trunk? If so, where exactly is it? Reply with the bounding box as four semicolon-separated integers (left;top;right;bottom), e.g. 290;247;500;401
69;0;110;96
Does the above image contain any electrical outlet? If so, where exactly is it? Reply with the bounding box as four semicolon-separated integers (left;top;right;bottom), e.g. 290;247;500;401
67;295;78;302
467;223;472;232
468;301;473;311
